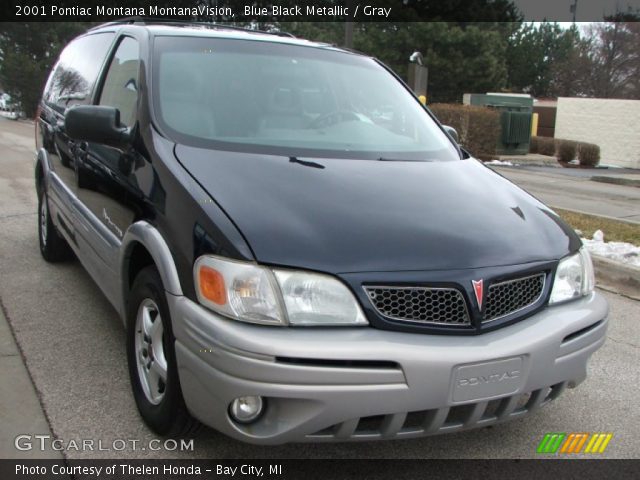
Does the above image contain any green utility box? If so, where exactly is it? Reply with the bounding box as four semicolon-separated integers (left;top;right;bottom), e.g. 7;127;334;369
464;93;533;155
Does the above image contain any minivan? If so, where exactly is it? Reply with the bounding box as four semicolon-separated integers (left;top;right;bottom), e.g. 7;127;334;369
35;20;608;443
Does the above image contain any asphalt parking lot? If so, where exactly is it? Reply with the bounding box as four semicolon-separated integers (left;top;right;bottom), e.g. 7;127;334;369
0;117;639;459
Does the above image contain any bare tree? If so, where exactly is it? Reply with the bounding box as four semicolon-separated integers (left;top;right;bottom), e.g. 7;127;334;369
583;22;640;99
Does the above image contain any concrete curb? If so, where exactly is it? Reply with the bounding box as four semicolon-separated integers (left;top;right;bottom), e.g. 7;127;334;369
0;304;63;459
592;255;640;301
591;175;640;188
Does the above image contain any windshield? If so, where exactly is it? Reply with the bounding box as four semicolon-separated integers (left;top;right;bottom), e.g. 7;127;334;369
152;36;460;161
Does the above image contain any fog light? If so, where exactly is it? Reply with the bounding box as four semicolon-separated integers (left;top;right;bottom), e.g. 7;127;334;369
229;396;264;424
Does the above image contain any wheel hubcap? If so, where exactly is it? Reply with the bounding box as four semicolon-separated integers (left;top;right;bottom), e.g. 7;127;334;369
135;299;167;405
40;198;48;247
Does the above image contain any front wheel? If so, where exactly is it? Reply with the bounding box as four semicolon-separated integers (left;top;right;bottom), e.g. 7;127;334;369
126;266;201;437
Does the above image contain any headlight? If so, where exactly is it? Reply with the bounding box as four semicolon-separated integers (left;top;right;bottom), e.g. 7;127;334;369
274;270;368;325
549;247;595;304
194;255;367;326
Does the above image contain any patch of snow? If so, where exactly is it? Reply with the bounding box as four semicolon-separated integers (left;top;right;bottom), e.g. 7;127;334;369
485;160;518;166
581;229;640;267
598;163;623;169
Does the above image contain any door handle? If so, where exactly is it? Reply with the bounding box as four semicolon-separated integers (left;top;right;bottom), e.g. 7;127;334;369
54;118;65;134
70;141;88;158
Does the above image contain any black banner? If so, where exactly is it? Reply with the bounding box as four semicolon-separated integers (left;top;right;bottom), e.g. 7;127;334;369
1;459;639;480
0;0;638;23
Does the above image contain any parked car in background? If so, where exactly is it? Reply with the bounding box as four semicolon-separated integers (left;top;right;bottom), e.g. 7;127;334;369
34;20;608;444
0;93;23;120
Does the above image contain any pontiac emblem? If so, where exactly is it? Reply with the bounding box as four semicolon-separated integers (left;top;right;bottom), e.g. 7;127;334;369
472;280;484;310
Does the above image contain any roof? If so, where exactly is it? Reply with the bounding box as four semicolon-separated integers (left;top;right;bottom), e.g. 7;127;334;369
88;19;340;51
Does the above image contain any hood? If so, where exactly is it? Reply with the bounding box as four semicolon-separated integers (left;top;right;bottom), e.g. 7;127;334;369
175;145;579;274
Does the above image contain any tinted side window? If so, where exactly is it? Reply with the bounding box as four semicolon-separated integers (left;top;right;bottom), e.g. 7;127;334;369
44;33;114;113
98;37;140;127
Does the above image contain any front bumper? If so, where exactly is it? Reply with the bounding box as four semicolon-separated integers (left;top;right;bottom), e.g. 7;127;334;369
168;292;608;444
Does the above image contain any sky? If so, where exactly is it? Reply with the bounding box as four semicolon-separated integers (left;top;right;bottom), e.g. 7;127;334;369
514;0;640;21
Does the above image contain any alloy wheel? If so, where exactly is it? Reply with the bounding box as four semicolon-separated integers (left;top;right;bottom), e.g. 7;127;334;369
134;298;168;405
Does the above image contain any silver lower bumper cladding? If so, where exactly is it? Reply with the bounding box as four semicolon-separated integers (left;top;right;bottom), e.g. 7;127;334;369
168;292;608;444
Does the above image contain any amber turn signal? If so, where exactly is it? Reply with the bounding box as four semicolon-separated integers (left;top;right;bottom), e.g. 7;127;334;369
199;266;227;305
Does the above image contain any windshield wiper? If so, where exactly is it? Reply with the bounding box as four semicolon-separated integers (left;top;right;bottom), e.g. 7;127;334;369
289;157;325;169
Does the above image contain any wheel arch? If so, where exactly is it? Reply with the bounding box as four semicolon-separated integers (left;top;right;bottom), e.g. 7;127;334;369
34;148;51;194
120;221;184;320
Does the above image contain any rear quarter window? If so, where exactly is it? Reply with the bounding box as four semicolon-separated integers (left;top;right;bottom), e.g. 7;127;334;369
44;32;115;113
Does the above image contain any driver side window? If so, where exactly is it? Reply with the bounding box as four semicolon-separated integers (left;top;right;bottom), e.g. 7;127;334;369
99;37;140;128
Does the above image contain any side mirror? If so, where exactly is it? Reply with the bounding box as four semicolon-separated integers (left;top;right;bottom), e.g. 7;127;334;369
65;105;133;148
443;125;459;144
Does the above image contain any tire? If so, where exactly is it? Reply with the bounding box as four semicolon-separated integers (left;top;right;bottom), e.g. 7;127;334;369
38;188;72;262
126;266;201;437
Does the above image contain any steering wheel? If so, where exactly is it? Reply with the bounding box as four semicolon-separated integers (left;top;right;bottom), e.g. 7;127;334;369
308;109;360;129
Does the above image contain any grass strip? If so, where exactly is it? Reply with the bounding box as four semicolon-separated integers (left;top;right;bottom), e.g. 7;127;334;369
554;208;640;246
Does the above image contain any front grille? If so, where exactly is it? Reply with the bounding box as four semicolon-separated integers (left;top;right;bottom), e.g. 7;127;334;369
364;287;470;326
483;273;546;323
